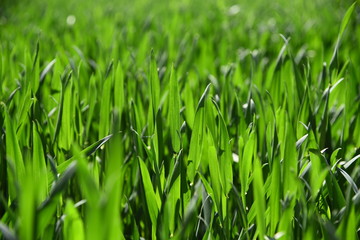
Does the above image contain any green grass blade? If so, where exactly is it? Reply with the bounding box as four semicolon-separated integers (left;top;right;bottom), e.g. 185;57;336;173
168;64;181;153
3;103;25;199
63;200;85;240
187;84;211;184
253;157;266;240
138;157;160;226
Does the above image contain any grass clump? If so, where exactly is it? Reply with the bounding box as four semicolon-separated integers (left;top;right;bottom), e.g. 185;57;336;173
0;0;360;239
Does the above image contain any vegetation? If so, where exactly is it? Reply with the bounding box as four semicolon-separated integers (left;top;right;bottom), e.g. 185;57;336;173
0;0;359;239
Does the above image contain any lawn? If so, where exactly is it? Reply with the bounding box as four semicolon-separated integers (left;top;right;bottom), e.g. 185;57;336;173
0;0;360;239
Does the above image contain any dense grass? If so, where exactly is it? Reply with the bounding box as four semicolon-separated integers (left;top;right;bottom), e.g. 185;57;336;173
1;0;360;239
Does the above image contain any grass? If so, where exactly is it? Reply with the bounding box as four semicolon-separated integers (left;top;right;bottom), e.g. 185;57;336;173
0;0;360;239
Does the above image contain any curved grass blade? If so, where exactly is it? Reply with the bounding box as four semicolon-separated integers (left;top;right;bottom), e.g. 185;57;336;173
138;157;160;228
39;59;56;84
188;83;211;184
329;2;357;71
3;103;25;200
47;133;113;184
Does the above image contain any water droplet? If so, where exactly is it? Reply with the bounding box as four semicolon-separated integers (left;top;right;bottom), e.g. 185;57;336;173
228;5;241;16
66;15;76;26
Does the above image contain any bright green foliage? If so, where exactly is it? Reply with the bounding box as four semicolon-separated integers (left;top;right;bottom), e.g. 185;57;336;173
168;64;181;153
0;0;360;239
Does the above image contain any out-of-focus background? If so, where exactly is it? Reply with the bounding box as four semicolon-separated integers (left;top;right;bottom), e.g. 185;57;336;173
1;0;358;60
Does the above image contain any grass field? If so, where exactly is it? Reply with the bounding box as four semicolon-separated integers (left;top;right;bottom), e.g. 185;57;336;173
1;0;360;239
